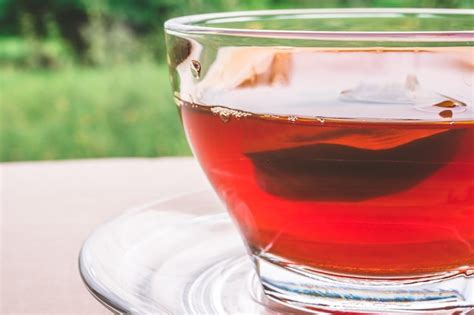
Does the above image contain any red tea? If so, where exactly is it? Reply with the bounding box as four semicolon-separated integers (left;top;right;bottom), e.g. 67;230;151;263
179;102;473;277
174;48;473;277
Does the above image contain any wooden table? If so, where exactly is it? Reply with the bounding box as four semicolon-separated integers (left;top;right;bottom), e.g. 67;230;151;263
1;158;210;314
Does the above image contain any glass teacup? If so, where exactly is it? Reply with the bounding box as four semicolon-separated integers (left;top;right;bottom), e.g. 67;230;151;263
165;9;473;313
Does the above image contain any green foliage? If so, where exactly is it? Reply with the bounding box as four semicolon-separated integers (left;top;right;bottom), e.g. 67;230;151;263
0;9;74;68
80;10;149;66
0;63;190;161
0;36;73;69
0;0;473;161
1;0;472;63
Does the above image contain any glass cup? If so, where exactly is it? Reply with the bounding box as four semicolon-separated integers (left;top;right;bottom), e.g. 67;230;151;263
164;9;473;313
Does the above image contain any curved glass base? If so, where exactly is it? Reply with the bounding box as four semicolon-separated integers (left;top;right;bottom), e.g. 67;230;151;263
78;191;307;314
79;191;473;314
256;255;473;314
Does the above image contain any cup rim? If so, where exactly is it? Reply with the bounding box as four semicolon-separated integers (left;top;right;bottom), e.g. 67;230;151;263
164;8;474;42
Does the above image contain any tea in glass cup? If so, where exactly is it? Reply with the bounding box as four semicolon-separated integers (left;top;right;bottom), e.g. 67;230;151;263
165;9;473;313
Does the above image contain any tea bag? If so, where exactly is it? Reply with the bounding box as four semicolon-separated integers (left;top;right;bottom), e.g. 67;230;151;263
246;129;463;201
340;74;466;116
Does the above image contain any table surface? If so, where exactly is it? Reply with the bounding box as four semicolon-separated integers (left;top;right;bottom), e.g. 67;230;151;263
1;158;210;315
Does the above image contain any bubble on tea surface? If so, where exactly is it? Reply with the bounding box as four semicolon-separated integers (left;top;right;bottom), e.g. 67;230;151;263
288;116;298;123
211;106;251;123
316;117;326;125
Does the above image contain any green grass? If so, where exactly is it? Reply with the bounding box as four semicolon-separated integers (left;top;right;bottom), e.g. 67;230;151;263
2;0;473;162
0;62;191;161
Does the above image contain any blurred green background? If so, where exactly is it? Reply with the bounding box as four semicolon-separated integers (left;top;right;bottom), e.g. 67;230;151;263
1;0;472;162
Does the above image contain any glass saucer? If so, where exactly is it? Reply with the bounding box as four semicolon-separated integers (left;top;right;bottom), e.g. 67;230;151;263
78;191;310;314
